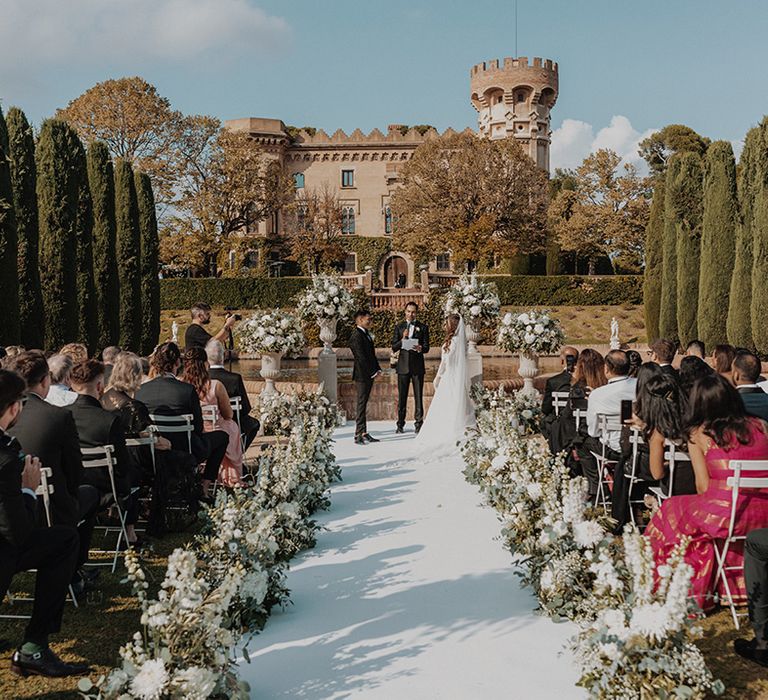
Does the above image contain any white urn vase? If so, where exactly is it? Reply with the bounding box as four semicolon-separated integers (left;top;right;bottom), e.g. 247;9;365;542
260;351;284;395
465;320;481;355
465;319;483;385
317;317;339;403
318;316;338;353
518;351;540;397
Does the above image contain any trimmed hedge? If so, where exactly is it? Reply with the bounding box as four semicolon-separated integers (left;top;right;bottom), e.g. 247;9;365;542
482;275;643;306
160;277;312;310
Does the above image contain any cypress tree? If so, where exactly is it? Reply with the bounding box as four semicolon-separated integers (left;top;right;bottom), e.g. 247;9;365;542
114;158;142;351
71;134;98;352
751;183;768;355
0;107;20;345
658;155;683;342
135;171;160;355
698;141;737;350
87;142;119;350
643;176;665;343
37;119;79;349
674;152;704;348
6;107;43;347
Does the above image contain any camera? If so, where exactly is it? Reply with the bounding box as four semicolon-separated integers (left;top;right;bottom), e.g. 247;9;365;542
224;307;242;322
231;314;242;321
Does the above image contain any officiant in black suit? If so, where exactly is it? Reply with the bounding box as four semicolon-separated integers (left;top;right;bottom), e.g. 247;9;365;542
391;302;430;434
349;309;382;445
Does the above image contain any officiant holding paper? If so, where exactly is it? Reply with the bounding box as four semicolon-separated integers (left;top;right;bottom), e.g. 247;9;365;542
392;302;430;434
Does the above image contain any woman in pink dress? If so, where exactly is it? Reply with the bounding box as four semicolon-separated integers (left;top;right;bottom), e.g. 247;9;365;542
645;373;768;611
181;348;244;487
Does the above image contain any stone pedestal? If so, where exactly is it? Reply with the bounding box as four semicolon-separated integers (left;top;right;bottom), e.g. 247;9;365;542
466;322;483;386
518;351;540;397
317;317;339;403
260;352;283;395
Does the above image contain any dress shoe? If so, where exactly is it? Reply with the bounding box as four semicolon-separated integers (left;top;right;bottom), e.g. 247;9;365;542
354;436;366;445
395;427;404;434
415;425;421;435
79;568;100;584
734;638;768;667
363;433;380;443
11;647;90;677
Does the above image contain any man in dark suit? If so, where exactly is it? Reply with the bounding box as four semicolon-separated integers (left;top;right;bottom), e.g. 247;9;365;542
0;369;87;677
205;339;260;449
649;338;678;379
7;352;100;590
349;309;382;445
541;346;578;448
391;302;430;434
136;342;228;493
733;352;768;421
735;528;768;667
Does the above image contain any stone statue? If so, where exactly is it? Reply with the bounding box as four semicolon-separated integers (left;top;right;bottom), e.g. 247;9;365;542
171;321;179;343
610;317;620;351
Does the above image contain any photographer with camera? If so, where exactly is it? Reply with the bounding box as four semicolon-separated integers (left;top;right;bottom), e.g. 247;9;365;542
184;302;240;352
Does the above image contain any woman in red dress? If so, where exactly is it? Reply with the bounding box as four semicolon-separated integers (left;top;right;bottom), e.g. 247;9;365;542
645;374;768;611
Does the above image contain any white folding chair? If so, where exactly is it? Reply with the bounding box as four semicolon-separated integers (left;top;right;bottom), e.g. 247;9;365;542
125;425;159;474
648;441;691;504
81;445;131;573
714;460;768;628
552;391;570;417
623;427;651;527
230;396;245;449
201;404;219;430
572;407;585;429
589;413;623;511
149;413;194;454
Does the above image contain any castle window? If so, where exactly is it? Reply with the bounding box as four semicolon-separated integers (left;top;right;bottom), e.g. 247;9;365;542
293;173;305;188
436;252;450;271
516;92;525;103
341;169;355;188
517;124;524;131
384;206;393;235
496;95;503;104
343;254;357;273
341;206;356;235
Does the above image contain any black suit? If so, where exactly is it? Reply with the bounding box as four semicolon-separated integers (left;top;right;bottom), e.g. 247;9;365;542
659;364;679;379
0;431;79;647
136;375;228;481
738;386;768;421
349;327;382;437
209;366;260;449
541;369;573;446
391;320;430;430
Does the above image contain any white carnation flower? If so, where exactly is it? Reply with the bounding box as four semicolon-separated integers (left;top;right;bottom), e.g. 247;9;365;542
130;658;169;700
171;666;217;700
573;520;604;549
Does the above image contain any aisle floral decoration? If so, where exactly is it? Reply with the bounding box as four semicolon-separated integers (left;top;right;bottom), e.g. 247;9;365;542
258;387;340;436
496;309;565;355
237;309;305;356
295;274;354;320
444;273;500;325
469;384;542;434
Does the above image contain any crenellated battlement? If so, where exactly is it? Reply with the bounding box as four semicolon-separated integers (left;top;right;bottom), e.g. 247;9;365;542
470;56;558;77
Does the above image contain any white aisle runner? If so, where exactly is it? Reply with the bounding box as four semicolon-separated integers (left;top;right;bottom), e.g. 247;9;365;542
242;422;584;699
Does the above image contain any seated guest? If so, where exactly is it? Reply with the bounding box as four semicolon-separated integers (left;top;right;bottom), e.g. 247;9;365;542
101;346;122;387
46;354;78;407
734;528;768;667
733;352;768;421
713;343;736;384
649;338;678;378
685;339;706;359
646;374;768;611
678;355;714;401
0;370;87;677
3;345;26;362
136;342;228;498
67;360;138;545
541;346;579;446
7;352;100;593
580;350;637;499
627;350;642;378
206;339;260;450
59;343;88;364
181;348;244;486
184;301;238;351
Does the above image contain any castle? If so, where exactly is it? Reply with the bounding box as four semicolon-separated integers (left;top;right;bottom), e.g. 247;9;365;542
225;56;558;287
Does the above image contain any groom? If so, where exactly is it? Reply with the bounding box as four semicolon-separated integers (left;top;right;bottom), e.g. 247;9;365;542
391;302;430;434
349;309;382;445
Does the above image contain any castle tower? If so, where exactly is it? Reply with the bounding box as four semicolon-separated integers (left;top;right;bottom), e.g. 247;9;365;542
470;56;559;172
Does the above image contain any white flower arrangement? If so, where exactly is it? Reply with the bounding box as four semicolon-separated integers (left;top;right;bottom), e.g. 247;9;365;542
295;274;354;320
470;384;542;435
258;387;340;437
444;273;500;326
237;309;305;356
497;309;565;356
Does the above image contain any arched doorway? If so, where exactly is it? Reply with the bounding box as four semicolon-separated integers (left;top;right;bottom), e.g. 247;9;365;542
384;255;408;288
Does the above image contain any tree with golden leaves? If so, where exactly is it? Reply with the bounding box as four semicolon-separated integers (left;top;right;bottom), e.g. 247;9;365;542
549;149;651;275
283;183;347;275
390;132;548;271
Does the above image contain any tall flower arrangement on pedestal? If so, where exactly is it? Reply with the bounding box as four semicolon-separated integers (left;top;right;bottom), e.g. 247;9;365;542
444;273;501;328
296;275;354;322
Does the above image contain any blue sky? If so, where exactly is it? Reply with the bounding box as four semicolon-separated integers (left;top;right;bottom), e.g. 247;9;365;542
2;0;767;169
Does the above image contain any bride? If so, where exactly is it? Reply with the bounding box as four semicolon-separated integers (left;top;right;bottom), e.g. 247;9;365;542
413;314;475;451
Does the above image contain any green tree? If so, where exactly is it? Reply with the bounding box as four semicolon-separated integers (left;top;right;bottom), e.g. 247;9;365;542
546;168;578;275
674;152;704;348
698;141;738;349
71;134;98;352
658;155;684;342
639;124;710;177
135;171;160;354
6;107;43;347
751;184;768;355
114;158;142;351
87;141;120;350
643;176;665;343
0;107;20;345
37;119;79;348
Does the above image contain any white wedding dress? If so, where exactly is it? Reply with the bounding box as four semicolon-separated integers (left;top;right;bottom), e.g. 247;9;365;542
412;317;475;454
